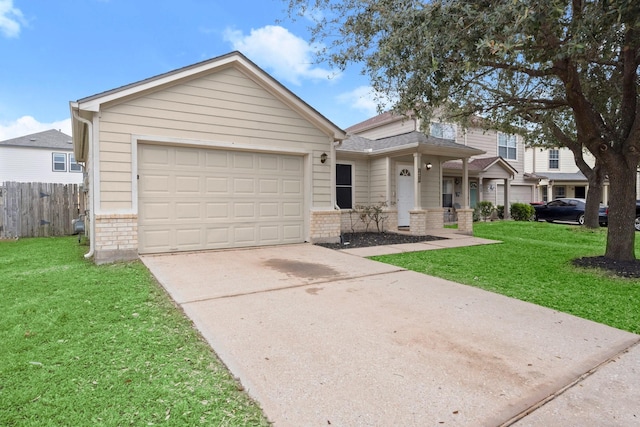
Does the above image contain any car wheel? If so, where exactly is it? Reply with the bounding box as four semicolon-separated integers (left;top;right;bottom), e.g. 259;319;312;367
578;214;585;225
635;216;640;232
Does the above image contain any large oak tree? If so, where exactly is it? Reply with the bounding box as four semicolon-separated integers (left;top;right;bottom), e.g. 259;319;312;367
288;0;640;261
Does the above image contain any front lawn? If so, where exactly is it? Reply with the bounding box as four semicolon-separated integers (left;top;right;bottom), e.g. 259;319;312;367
0;237;269;426
371;221;640;334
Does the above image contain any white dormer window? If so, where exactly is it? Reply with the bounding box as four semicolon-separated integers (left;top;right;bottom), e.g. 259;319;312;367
430;122;456;140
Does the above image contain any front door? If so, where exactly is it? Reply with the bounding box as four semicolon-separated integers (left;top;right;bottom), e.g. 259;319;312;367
397;164;414;227
470;182;478;208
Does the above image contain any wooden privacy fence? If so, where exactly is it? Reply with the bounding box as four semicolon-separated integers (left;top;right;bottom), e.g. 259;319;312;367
0;182;81;238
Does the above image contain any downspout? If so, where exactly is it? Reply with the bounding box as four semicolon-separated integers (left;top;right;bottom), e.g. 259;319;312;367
72;110;95;259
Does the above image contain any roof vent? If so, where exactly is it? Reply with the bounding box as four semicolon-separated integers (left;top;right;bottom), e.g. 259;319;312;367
30;138;36;141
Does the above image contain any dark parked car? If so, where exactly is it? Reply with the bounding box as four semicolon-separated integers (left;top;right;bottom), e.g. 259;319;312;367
533;198;608;226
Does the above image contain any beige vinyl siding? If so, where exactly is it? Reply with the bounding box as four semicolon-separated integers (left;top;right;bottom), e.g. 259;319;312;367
422;160;441;208
352;158;370;206
355;119;416;140
97;66;333;211
369;157;388;204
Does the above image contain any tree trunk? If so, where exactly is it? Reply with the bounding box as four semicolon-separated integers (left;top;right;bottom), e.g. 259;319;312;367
583;180;604;228
604;163;637;261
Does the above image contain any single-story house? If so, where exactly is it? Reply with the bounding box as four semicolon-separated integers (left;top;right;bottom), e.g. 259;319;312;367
71;51;481;263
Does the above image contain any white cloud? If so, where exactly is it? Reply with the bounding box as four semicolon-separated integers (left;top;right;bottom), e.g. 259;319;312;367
0;116;72;141
336;86;392;116
223;25;336;85
0;0;24;38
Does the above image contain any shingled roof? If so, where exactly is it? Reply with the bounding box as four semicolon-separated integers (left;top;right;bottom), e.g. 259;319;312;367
339;131;484;156
0;129;73;149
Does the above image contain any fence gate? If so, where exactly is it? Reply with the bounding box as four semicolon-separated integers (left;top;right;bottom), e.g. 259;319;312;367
0;182;81;238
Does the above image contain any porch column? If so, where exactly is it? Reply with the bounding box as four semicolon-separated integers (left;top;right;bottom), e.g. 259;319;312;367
478;177;484;203
413;153;422;209
462;158;469;208
503;177;512;219
547;181;554;201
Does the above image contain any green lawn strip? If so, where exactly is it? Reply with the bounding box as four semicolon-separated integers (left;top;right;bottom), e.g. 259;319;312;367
372;222;640;334
0;237;269;427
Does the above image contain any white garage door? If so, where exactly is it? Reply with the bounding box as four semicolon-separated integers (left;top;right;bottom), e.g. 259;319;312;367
138;144;305;254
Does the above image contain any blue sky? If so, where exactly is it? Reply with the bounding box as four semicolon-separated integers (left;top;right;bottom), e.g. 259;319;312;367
0;0;380;140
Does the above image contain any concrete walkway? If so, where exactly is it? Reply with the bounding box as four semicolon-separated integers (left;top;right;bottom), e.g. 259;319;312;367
141;236;640;426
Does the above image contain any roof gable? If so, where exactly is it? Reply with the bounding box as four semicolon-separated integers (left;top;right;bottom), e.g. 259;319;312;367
0;129;73;150
71;51;346;140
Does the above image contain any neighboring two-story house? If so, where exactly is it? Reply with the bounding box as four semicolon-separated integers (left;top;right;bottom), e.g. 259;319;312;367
338;112;532;230
525;146;613;204
0;129;83;184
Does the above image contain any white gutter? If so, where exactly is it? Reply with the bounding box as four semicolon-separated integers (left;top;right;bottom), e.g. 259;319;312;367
72;110;95;260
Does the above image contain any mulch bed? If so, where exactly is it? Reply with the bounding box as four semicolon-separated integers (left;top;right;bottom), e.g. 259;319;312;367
572;256;640;279
315;232;446;250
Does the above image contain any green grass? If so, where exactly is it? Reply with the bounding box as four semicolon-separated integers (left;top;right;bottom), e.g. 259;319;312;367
0;237;269;427
372;221;640;334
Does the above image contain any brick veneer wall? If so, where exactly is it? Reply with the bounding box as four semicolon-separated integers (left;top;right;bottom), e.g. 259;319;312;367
309;210;341;244
340;209;398;233
456;208;474;235
94;214;138;264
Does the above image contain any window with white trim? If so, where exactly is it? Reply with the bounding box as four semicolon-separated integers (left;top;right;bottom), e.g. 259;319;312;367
430;122;456;140
498;133;517;160
69;153;83;172
336;163;353;209
52;153;66;172
549;149;559;169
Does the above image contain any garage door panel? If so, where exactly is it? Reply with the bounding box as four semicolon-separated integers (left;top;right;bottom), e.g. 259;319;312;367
175;228;203;247
233;153;254;169
175;149;200;167
175;202;201;220
234;226;256;244
259;179;279;193
138;145;305;254
234;202;256;218
233;178;255;193
142;174;171;193
140;201;171;221
283;224;303;240
283;179;302;194
258;155;278;171
282;157;302;172
282;202;302;217
206;202;229;219
175;175;201;193
206;227;231;246
259;203;279;217
205;177;229;193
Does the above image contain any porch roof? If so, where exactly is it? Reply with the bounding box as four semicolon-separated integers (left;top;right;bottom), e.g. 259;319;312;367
339;131;484;158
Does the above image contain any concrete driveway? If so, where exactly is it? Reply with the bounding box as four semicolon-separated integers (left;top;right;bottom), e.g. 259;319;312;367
141;243;640;426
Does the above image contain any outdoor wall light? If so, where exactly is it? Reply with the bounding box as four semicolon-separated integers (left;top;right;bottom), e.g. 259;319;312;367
425;162;433;170
320;152;328;163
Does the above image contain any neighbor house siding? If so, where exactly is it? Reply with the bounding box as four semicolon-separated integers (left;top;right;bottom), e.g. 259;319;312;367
0;146;83;184
96;66;333;212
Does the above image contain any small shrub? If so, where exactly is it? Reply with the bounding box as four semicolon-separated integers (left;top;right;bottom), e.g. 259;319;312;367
496;205;505;220
350;201;391;232
475;201;495;221
510;202;535;221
